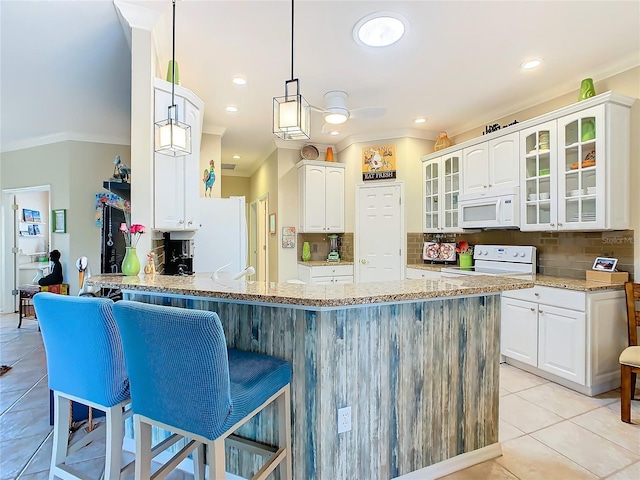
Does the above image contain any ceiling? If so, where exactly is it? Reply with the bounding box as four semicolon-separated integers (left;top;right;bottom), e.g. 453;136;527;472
2;1;639;177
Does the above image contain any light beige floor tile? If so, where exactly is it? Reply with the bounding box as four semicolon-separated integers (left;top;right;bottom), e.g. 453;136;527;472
606;460;640;480
500;364;548;393
499;388;509;397
499;419;525;442
0;387;26;413
0;433;47;480
499;394;563;433
496;435;598;479
22;433;52;475
515;381;616;418
0;407;52;441
606;398;640;423
571;406;640;455
17;472;50;480
531;420;640;477
7;380;50;413
438;459;518;479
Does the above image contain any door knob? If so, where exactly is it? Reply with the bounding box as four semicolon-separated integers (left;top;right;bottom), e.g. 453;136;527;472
360;259;369;264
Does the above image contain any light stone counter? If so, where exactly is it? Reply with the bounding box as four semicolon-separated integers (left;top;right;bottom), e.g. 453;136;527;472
298;260;354;267
406;263;446;272
86;273;533;308
531;274;626;292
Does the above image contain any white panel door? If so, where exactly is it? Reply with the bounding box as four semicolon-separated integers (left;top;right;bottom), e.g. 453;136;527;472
500;297;538;367
538;305;586;384
356;183;403;283
462;143;489;194
325;166;345;232
489;132;519;190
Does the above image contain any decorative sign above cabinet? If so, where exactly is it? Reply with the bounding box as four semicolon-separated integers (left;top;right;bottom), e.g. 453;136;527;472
362;145;396;180
482;119;519;135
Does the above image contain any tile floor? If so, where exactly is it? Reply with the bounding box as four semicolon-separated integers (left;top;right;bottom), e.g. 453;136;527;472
1;312;639;480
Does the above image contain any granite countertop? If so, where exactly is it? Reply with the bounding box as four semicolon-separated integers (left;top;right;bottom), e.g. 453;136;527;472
86;273;533;308
531;275;626;292
298;261;354;267
406;263;445;272
406;265;626;292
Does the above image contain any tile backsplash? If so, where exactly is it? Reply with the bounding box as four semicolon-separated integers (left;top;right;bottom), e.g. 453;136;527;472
408;230;635;280
298;233;354;262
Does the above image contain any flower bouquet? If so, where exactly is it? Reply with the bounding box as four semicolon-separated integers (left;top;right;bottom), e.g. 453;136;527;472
120;213;145;247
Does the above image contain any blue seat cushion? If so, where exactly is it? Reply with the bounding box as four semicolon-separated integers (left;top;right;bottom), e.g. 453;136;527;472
219;349;292;435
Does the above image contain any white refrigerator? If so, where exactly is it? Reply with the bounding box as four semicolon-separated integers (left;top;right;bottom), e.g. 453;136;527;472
193;196;248;276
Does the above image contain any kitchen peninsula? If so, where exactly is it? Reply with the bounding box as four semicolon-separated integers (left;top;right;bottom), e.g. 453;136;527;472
86;274;533;479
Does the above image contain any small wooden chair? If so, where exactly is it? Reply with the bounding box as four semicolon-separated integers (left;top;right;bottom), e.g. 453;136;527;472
620;281;640;423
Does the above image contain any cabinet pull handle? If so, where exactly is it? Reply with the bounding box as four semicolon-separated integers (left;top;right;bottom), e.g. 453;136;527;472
179;220;184;224
539;310;543;314
550;223;555;227
558;223;563;226
534;292;540;296
530;307;536;312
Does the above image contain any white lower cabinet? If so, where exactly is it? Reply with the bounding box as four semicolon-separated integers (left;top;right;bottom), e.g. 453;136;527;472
501;286;626;395
405;267;442;280
298;264;354;285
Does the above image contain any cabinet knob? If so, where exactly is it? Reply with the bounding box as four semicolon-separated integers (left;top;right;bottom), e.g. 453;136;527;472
360;259;369;264
550;223;555;227
488;184;492;187
179;220;184;224
484;185;488;188
558;223;563;226
530;307;536;312
539;310;544;314
534;292;540;297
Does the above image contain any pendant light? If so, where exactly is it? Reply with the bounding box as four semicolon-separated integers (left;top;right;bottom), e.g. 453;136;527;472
154;0;191;156
273;0;310;141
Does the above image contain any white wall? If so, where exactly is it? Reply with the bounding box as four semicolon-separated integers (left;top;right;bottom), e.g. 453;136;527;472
277;147;302;282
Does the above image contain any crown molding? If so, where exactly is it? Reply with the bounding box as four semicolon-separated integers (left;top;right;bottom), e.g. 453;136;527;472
1;132;130;153
202;124;227;136
335;128;438;151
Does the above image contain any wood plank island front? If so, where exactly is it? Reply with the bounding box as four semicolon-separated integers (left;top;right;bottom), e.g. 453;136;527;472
86;274;533;479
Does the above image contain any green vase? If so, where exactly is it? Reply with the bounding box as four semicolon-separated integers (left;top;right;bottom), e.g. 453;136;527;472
122;247;140;276
302;242;311;262
459;253;473;270
578;78;595;101
166;60;180;85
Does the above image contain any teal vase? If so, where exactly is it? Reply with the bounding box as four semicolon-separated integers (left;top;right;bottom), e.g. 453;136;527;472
122;247;140;276
302;242;311;262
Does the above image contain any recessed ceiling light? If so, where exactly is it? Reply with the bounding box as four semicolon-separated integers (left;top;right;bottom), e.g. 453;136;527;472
414;117;427;124
330;131;340;136
232;76;247;86
226;105;239;113
354;12;409;47
232;155;241;159
521;59;542;70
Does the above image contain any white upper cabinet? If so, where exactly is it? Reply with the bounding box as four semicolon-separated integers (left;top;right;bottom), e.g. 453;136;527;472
462;132;519;195
153;79;204;231
520;94;632;231
298;160;345;233
421;150;463;233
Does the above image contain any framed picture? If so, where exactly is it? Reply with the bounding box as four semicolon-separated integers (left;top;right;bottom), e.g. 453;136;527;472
31;210;41;222
282;226;296;248
23;209;33;222
33;224;41;235
269;213;276;234
592;257;618;272
52;209;67;233
28;225;35;235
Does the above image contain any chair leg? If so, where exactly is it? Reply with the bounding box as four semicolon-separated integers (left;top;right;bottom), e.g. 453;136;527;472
277;386;293;480
104;404;124;479
621;364;632;423
631;372;637;401
135;416;152;480
209;439;226;480
192;443;206;480
50;392;69;479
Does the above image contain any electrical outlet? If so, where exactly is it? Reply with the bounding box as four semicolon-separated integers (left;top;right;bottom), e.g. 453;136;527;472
337;406;351;433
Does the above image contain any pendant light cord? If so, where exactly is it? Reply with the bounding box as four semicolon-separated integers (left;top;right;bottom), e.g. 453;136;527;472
290;0;294;80
171;0;176;112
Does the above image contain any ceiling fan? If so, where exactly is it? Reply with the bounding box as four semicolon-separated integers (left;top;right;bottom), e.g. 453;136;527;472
312;91;386;131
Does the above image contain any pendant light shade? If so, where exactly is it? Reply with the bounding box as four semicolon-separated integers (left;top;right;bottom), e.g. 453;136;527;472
155;0;192;156
273;79;310;140
273;0;310;140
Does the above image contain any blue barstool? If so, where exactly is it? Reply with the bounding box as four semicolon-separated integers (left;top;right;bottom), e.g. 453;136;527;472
33;292;132;479
112;300;292;480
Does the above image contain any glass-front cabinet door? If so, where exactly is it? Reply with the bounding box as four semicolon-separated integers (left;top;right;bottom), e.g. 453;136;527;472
423;159;440;232
423;151;463;233
520;121;557;231
557;105;605;230
442;152;462;231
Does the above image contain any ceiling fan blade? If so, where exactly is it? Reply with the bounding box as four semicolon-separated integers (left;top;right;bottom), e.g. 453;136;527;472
321;123;342;134
310;104;327;114
349;106;387;119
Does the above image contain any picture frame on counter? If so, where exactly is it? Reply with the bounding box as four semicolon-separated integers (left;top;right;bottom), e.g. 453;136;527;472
592;257;617;272
52;209;66;233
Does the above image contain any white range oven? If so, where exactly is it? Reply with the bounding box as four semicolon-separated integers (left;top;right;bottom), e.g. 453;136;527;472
441;245;537;278
458;187;519;229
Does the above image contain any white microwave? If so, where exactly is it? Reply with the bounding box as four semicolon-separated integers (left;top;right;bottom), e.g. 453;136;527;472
458;188;520;229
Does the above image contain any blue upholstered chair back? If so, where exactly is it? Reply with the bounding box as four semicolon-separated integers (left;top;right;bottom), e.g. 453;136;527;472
112;301;233;440
33;292;130;407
